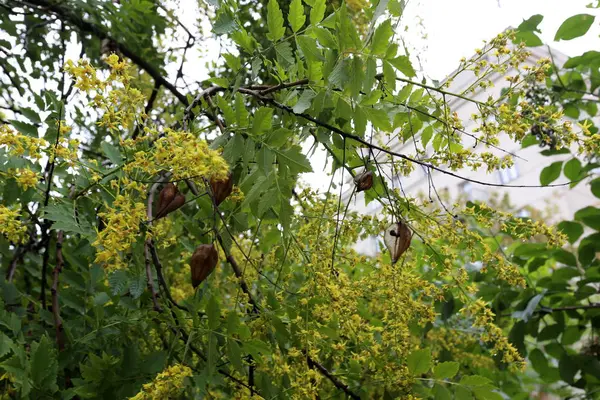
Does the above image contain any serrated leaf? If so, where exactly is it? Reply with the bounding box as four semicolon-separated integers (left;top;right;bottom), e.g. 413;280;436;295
297;35;324;62
129;273;146;299
216;95;235;125
274;146;313;174
258;188;278;217
20;107;41;124
289;0;306;32
252;107;273;135
222;134;245;163
407;348;431;375
235;92;249;127
292;89;316;113
539;161;562;185
42;203;95;239
207;295;221;330
9;120;37;137
433;361;459;379
350;56;364;100
257;146;274;174
310;0;326;25
313;27;336;48
389;55;416;78
275;41;295;66
227;339;245;374
31;335;58;391
101;142;122;165
555;14;595;41
267;0;286;41
371;19;393;56
213;11;237;35
364;107;393;132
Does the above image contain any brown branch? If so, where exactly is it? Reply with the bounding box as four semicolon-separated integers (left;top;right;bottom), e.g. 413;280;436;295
21;0;189;106
237;87;585;189
258;78;309;95
50;230;65;351
305;352;361;400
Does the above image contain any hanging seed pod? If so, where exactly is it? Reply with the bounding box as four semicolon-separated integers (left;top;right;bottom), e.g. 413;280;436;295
210;173;233;206
354;171;374;192
190;244;218;288
155;183;186;220
383;221;413;264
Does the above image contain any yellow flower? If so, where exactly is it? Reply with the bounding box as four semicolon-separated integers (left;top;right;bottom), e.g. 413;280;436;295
129;364;192;400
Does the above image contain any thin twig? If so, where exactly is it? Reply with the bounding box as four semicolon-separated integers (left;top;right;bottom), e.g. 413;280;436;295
51;230;65;351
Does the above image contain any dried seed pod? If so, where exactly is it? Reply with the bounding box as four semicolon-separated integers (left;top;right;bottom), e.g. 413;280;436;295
354;171;374;192
156;183;185;219
210;173;233;206
383;221;412;264
190;244;218;288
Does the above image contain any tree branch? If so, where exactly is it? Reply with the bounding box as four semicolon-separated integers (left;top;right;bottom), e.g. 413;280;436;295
51;230;65;351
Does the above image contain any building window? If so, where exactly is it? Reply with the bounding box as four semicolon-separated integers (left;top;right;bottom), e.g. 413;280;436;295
498;164;519;184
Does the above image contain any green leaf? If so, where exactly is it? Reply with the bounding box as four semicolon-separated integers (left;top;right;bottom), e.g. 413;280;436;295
297;35;324;62
42;203;95;239
216;95;235;125
539;161;562;185
555;14;595;41
9;120;37;137
257;146;274;174
433;384;452;400
20;107;42;124
558;353;577;383
235;92;249;127
459;375;493;387
471;387;503;400
371;19;393;56
275;41;295;66
529;349;550;377
514;31;543;47
310;0;326;25
591;178;600;199
407;348;431;375
389;55;416;78
0;332;14;358
31;335;58;392
207;295;221;330
222;133;245;163
274;146;313;174
312;27;337;48
364;107;393;132
258;188;278;217
350;57;364;101
252;107;273;135
563;158;582;181
288;0;306;32
433;361;459;379
267;0;286;41
574;206;600;230
101;142;122;165
227;339;245;374
292;89;316;113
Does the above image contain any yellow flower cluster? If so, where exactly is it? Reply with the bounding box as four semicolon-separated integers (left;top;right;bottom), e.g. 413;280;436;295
123;129;230;181
93;194;147;271
129;363;192;400
462;299;526;370
11;168;39;190
0;205;28;244
0;124;47;160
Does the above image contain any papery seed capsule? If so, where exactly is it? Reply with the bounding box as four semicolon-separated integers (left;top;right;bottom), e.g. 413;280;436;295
190;244;219;288
383;221;412;264
210;173;233;206
156;183;185;219
354;171;374;192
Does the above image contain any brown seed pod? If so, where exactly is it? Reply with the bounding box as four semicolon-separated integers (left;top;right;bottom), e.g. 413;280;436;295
383;221;412;264
354;171;374;192
210;173;233;206
155;183;186;219
190;244;218;288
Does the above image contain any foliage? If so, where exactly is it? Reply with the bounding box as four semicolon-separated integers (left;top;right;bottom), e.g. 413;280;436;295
0;0;598;399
